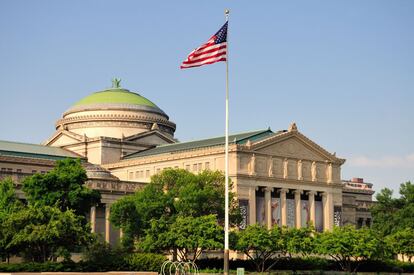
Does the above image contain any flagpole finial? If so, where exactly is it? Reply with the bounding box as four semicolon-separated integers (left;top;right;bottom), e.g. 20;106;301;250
225;9;230;15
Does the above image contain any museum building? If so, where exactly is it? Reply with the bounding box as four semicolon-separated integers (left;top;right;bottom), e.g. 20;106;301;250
0;82;374;245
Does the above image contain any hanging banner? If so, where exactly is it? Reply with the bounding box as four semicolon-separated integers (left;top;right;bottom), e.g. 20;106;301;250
334;206;342;226
301;200;310;227
239;200;249;229
256;196;265;226
287;199;296;228
315;201;323;232
271;197;281;226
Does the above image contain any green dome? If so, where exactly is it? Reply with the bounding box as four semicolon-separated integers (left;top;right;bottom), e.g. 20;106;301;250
73;88;158;108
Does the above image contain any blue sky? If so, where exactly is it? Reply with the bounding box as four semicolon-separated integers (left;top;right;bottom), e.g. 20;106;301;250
0;1;413;195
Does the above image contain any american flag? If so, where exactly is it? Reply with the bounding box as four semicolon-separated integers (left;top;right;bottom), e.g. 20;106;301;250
180;22;228;69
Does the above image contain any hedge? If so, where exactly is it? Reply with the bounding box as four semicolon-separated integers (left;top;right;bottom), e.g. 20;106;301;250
1;257;414;273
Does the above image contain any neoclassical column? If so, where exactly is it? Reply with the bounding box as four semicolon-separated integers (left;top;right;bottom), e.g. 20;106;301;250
322;192;333;231
248;186;257;226
264;187;273;229
294;189;303;228
307;191;317;227
105;204;111;243
279;188;288;226
90;206;96;233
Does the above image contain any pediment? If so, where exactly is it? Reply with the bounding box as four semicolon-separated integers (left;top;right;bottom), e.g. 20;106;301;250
252;131;343;164
125;130;175;146
44;130;83;147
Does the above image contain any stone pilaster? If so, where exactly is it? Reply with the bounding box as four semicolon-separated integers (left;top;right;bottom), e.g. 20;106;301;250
327;163;333;184
322;192;333;231
283;159;288;179
249;154;256;176
297;160;303;180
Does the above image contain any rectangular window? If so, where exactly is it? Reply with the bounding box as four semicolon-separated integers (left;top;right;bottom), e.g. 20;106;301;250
32;170;37;173
40;171;46;174
1;168;6;171
185;165;190;171
146;170;150;177
135;171;139;178
17;169;22;173
198;163;202;171
193;164;197;172
205;162;210;170
7;168;12;172
156;168;161;174
129;172;133;180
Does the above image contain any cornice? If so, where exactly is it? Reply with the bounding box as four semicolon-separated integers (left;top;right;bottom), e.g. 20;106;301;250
56;113;176;130
103;144;239;169
0;155;56;166
234;173;343;188
235;150;342;167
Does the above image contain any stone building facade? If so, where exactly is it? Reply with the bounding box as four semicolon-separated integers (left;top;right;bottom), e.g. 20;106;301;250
0;82;374;244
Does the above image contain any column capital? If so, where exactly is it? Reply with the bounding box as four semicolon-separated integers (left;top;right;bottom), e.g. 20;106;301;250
293;189;303;195
307;190;317;196
264;186;274;192
279;188;289;194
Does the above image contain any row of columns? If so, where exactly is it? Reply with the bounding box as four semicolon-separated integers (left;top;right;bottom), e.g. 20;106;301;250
90;204;117;243
249;187;333;231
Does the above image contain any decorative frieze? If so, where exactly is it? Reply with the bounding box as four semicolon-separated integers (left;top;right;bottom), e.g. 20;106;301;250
86;179;144;193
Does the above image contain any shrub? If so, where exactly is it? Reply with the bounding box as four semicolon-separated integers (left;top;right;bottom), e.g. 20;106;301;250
125;253;166;272
81;239;128;271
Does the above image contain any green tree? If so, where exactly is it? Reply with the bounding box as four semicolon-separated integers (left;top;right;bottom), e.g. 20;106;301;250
314;225;380;272
0;178;23;262
371;181;414;237
3;204;93;262
23;159;101;216
285;225;316;257
234;224;288;273
110;168;240;250
109;195;142;251
385;228;414;262
141;214;223;262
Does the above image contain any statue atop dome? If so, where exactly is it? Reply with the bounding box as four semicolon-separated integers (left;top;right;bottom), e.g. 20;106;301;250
111;78;121;88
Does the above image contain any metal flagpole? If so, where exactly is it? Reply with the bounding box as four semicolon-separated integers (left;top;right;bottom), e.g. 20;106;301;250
224;8;230;275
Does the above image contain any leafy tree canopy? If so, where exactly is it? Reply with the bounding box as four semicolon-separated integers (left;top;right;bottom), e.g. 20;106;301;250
110;168;240;249
2;204;93;262
22;159;101;215
371;181;414;236
0;178;24;261
0;178;23;217
142;214;223;262
233;224;288;272
285;225;316;257
315;225;381;272
385;228;414;262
